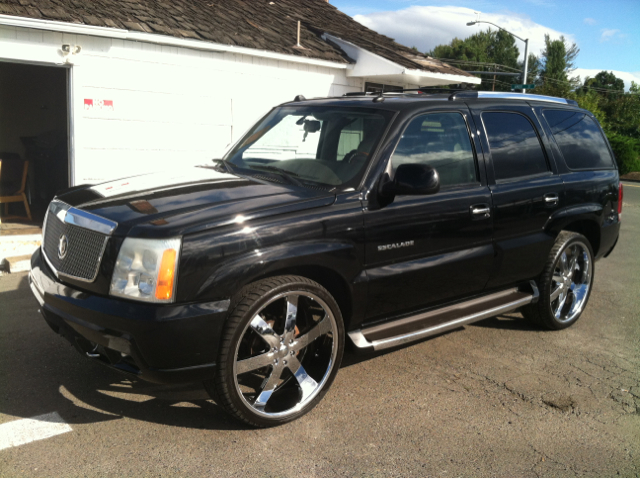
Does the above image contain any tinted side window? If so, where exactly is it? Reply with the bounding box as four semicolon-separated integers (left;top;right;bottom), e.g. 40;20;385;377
391;112;477;187
543;109;614;170
482;112;549;181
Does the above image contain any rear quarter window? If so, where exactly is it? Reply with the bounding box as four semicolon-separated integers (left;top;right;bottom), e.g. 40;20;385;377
543;109;614;170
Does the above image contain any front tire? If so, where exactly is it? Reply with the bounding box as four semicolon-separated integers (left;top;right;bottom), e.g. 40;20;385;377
523;232;594;330
205;275;344;427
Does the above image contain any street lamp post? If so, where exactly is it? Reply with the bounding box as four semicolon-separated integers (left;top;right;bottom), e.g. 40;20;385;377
466;20;529;93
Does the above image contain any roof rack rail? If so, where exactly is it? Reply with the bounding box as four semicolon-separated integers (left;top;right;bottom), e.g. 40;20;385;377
449;91;578;106
343;87;474;97
415;87;475;94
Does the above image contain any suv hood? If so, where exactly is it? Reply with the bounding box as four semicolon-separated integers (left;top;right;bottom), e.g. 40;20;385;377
56;167;336;238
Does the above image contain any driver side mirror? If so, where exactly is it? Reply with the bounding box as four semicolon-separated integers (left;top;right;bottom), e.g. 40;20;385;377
380;163;440;197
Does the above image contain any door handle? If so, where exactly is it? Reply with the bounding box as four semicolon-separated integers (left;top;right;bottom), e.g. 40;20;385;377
544;194;559;206
470;204;491;218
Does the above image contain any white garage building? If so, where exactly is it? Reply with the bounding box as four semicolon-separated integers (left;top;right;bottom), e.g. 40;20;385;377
0;0;478;216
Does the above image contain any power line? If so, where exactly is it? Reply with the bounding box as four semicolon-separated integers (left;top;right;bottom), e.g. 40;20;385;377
435;56;639;96
434;58;522;73
478;77;640;97
539;76;639;95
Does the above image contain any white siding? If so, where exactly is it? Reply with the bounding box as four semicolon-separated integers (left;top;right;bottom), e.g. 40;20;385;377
0;24;365;185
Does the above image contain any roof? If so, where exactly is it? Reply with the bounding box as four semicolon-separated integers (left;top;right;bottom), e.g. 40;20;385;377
0;0;475;79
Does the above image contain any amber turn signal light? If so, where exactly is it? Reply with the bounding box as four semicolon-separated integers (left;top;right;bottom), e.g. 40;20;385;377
155;248;177;300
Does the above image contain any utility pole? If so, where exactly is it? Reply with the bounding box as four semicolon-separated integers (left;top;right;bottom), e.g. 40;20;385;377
467;20;530;93
522;38;529;91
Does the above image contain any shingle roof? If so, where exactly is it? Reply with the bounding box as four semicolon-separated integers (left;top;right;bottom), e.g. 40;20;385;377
0;0;474;78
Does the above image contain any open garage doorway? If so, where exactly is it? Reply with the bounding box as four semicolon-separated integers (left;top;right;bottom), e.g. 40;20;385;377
0;62;70;230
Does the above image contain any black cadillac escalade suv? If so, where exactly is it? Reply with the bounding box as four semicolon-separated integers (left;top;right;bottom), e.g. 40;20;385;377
29;90;622;427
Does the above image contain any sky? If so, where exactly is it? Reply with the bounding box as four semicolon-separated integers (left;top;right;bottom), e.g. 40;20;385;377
331;0;640;90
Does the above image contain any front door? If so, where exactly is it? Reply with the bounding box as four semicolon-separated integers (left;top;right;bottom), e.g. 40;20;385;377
362;109;494;322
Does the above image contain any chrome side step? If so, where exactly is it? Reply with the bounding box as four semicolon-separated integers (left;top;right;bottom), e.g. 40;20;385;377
349;286;537;352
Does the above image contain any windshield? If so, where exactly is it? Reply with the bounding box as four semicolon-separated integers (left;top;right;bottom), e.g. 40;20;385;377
224;106;393;189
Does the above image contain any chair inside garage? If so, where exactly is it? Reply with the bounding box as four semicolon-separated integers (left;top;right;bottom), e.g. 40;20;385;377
0;153;32;221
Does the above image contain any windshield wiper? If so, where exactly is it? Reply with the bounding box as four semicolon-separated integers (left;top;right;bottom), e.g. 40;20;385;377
199;159;234;174
248;165;304;187
216;159;234;173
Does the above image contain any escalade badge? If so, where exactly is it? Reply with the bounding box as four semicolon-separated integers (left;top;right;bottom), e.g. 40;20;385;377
58;234;69;260
378;240;414;252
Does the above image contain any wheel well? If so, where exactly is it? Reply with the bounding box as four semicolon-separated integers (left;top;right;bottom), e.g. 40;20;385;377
253;266;353;329
562;220;601;256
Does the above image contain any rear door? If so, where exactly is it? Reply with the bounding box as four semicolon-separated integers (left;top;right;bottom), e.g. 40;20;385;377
362;107;494;322
469;103;564;289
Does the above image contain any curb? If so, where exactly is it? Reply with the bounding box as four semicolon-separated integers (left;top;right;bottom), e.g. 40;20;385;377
0;235;41;274
620;174;640;183
1;254;32;273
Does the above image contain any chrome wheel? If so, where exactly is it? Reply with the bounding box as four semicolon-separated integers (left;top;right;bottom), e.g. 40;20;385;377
550;241;592;323
233;291;338;418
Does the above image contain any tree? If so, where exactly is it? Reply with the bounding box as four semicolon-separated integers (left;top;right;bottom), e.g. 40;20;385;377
523;53;541;86
605;81;640;138
570;90;607;127
537;34;580;97
429;28;520;91
583;71;625;95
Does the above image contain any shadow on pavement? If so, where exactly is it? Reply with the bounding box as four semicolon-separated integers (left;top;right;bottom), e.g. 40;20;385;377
0;271;540;431
0;273;251;431
340;311;542;368
471;313;541;331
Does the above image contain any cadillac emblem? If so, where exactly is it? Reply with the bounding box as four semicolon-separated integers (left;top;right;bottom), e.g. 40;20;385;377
58;234;69;260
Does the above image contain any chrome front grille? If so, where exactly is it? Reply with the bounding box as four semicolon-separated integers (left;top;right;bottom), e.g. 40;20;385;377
42;200;116;282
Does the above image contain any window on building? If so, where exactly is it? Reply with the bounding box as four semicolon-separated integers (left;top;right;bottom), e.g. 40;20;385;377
482;112;549;181
543;109;614;170
390;112;477;187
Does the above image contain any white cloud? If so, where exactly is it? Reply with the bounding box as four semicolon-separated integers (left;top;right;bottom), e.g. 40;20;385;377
600;28;621;42
574;68;640;91
583;18;596;25
353;6;576;62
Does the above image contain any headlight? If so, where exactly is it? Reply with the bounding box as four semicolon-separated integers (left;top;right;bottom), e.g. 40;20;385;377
110;237;181;303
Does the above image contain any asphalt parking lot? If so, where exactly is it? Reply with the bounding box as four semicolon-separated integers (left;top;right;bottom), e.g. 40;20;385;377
1;184;638;477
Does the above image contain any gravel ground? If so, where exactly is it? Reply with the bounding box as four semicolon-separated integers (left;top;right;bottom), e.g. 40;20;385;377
0;184;638;477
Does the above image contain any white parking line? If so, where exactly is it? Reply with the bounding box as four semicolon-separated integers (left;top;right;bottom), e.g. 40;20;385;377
0;412;72;451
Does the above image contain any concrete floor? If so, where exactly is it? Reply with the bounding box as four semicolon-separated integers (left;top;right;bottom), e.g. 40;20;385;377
0;184;638;477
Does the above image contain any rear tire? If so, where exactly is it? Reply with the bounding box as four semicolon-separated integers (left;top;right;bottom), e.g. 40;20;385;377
205;275;344;428
522;232;594;330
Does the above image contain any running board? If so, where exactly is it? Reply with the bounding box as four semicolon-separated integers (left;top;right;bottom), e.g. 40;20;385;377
349;285;538;352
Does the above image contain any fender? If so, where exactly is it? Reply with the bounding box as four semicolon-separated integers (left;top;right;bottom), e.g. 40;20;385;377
201;240;359;294
179;239;367;327
176;192;367;323
544;203;604;235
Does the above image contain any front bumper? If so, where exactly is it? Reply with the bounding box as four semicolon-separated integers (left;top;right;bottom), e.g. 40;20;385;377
29;248;229;384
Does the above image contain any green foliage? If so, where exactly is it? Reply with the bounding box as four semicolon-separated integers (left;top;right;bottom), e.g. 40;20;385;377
535;34;580;97
569;90;607;127
428;28;520;91
523;53;541;85
607;133;640;175
583;71;625;94
600;81;640;139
